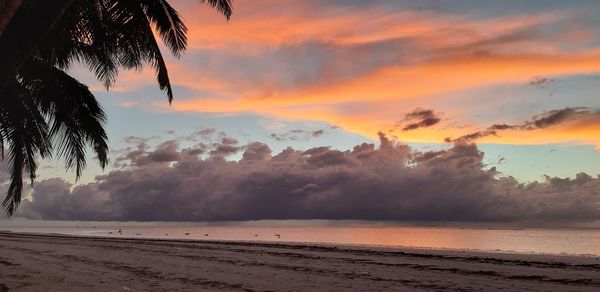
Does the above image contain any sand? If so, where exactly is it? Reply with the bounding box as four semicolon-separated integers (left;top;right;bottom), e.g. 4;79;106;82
1;231;600;291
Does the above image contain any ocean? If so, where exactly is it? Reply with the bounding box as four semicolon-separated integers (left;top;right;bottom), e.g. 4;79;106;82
2;219;600;256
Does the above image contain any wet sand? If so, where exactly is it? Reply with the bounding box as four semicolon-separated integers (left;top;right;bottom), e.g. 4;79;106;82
1;231;600;291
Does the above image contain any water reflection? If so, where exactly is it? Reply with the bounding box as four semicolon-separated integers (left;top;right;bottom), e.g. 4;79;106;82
3;224;600;256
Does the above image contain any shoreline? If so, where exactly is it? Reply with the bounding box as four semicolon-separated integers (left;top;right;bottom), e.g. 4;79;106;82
1;231;600;291
4;230;600;264
3;228;600;259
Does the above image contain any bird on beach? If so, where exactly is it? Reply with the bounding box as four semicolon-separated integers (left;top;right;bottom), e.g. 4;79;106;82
185;233;190;235
204;233;209;236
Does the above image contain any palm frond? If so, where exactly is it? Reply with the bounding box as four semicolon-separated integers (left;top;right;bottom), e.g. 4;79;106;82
140;0;188;57
0;0;234;215
84;0;120;89
116;1;174;103
200;0;233;20
0;80;51;215
20;61;108;178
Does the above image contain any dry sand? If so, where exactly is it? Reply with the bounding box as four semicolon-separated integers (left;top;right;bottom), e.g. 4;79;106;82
1;231;600;291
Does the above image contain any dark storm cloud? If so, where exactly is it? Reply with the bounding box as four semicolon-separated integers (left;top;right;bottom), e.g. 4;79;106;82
242;142;272;162
447;108;599;142
112;136;150;168
17;133;600;223
145;140;180;163
270;129;326;141
397;109;441;131
119;140;181;166
209;136;242;158
113;139;206;168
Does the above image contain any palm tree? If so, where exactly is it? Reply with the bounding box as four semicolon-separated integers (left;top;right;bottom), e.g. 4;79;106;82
0;0;22;35
0;0;233;214
0;0;232;94
1;60;108;214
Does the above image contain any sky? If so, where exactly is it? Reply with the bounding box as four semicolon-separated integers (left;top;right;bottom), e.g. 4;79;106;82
6;0;600;224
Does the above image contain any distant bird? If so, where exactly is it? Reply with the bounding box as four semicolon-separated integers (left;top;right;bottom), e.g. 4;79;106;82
254;234;258;237
204;233;209;236
136;233;141;236
275;234;281;238
185;233;190;235
108;232;112;235
165;234;169;236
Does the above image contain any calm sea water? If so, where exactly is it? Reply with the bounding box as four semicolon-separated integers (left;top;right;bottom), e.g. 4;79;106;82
2;220;600;256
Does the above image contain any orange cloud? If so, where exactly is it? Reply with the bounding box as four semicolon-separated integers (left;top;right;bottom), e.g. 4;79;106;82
115;1;600;147
179;0;563;49
473;122;600;149
235;50;600;105
164;49;600;143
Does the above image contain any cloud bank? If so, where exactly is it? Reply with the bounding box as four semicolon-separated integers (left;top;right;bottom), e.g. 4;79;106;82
16;133;600;223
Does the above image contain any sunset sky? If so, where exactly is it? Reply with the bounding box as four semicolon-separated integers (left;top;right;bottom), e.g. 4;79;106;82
15;0;600;223
57;0;600;181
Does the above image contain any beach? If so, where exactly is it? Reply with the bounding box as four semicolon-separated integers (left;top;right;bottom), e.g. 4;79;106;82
0;232;599;291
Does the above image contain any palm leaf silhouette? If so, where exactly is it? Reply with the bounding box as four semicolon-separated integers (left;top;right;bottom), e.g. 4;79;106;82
0;0;233;215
